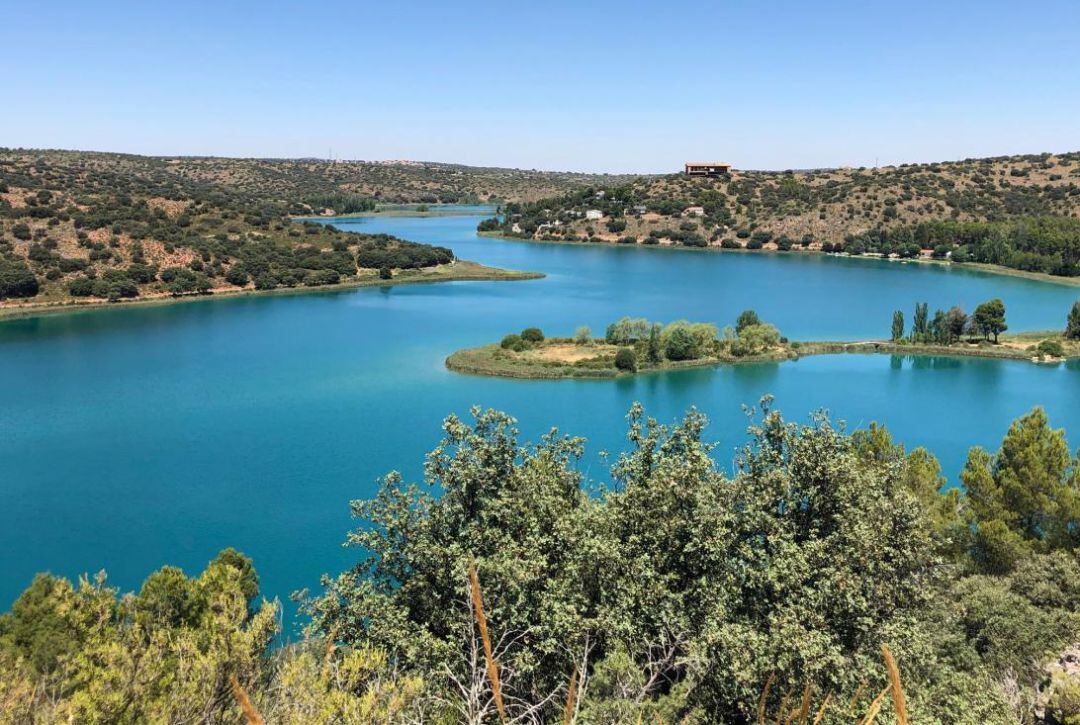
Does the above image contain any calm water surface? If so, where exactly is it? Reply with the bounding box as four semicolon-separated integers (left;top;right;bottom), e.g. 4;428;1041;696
2;211;1079;625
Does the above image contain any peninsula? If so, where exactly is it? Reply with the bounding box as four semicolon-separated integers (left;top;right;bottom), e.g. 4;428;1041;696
447;309;1080;380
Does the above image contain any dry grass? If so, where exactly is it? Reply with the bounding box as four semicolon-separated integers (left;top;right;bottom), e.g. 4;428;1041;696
756;646;908;724
469;564;507;723
229;674;264;725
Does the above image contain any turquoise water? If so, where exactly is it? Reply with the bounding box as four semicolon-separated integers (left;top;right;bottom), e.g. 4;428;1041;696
2;211;1079;627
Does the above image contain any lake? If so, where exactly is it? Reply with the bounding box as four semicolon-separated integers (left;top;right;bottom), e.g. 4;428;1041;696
2;210;1078;628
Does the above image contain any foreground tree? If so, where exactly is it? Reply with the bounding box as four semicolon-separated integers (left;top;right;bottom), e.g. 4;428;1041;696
961;407;1080;573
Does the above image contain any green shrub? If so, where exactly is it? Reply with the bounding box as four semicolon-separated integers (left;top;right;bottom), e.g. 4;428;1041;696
500;334;525;351
520;327;544;343
0;259;39;298
1037;339;1065;358
614;347;637;371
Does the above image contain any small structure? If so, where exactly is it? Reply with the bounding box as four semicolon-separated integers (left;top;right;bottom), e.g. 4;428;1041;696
684;161;732;177
585;209;604;220
683;206;705;217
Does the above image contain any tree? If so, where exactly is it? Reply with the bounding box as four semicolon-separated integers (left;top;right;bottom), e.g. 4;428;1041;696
573;325;591;345
646;323;662;364
891;310;905;341
962;407;1079;572
305;404;948;721
614;347;637;371
911;302;929;341
973;298;1007;342
1066;300;1080;340
735;309;760;333
945;306;968;343
731;323;781;356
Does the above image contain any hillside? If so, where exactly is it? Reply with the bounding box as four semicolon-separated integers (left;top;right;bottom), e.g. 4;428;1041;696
0;149;567;310
485;151;1080;278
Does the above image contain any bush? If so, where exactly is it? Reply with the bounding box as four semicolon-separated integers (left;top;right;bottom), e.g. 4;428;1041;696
379;267;392;280
500;334;525;352
520;327;544;343
1037;339;1065;358
614;347;637;371
0;259;40;298
67;276;95;297
225;265;249;286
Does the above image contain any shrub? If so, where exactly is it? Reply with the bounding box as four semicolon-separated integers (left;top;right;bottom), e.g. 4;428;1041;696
67;276;95;297
520;327;544;343
614;347;637;371
225;265;249;286
0;259;40;299
379;267;392;280
500;334;525;351
1037;339;1065;358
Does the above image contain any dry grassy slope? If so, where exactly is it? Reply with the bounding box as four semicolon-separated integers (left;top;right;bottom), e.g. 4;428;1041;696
0;149;472;306
515;152;1080;248
0;149;635;205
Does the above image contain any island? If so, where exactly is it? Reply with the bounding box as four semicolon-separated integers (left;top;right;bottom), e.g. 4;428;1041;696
447;306;1080;380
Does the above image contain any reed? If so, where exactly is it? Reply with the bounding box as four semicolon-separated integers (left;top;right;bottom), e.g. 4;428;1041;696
881;645;908;725
563;664;579;724
468;564;507;723
229;674;264;725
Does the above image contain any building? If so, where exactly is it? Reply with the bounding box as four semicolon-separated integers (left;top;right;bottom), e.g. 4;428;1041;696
585;209;604;220
684;161;732;177
683;206;705;217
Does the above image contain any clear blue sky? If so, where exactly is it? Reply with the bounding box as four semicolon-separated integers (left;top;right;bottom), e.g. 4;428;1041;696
2;0;1078;173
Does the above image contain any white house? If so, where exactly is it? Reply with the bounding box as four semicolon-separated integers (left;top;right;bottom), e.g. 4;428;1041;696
683;206;705;217
585;209;604;220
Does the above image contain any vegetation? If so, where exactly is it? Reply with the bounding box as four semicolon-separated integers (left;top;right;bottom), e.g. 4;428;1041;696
4;402;1080;722
480;151;1080;279
1067;300;1080;340
0;149;557;311
449;314;795;379
890;298;1009;345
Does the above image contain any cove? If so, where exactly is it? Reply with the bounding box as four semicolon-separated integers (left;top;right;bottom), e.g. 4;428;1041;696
1;209;1078;629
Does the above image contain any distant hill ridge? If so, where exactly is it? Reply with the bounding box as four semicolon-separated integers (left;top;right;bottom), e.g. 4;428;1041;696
483;150;1080;278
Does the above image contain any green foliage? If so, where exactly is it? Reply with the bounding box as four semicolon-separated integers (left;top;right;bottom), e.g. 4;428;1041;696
1038;339;1065;357
614;347;637;371
735;308;760;333
1067;300;1080;340
302;402;971;720
6;402;1080;720
605;316;651;345
520;326;544;343
0;258;39;298
973;298;1008;342
891;309;905;340
500;333;525;351
731;322;781;356
574;325;591;344
962;407;1079;573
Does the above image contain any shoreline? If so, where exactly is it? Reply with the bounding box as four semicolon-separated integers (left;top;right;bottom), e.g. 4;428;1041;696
293;204;499;221
446;338;1076;381
478;232;1080;288
0;261;543;323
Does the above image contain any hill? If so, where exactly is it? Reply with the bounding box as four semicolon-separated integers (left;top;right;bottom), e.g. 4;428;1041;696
0;149;565;311
484;151;1080;278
